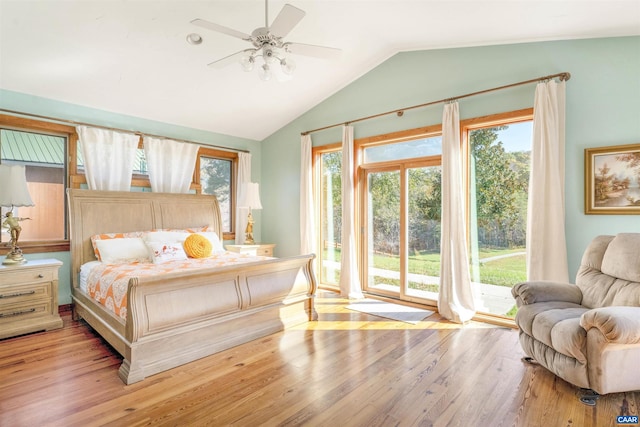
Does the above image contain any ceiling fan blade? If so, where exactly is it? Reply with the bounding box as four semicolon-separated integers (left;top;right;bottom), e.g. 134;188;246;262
284;42;342;59
191;18;250;41
269;4;305;38
207;49;253;69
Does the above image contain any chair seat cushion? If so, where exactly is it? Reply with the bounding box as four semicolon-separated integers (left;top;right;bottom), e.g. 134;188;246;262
516;302;590;363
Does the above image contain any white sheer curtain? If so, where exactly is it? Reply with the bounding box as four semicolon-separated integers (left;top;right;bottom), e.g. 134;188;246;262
143;136;199;193
339;126;364;299
526;80;569;282
235;152;251;244
77;126;139;191
438;102;476;323
300;134;316;258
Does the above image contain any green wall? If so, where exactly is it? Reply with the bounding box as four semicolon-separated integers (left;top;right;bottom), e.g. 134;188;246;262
0;89;262;304
260;36;640;282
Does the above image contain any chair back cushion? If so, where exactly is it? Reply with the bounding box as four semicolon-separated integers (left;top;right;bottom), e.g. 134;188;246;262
601;233;640;282
577;233;640;308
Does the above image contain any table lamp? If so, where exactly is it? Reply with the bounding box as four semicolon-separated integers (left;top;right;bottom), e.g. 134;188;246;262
237;182;262;244
0;164;34;265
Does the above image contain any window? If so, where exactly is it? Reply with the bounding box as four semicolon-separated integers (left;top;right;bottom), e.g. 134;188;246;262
312;109;533;322
197;147;238;238
72;131;239;238
0;114;75;253
464;109;533;318
360;131;442;304
314;145;342;288
1;114;242;254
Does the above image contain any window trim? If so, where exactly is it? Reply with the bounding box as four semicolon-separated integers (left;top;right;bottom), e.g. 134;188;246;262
0;114;75;254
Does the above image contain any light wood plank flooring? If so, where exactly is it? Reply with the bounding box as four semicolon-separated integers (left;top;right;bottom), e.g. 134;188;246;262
1;291;638;426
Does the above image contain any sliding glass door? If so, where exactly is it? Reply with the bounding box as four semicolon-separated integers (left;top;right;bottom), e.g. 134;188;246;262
365;169;401;294
360;135;442;303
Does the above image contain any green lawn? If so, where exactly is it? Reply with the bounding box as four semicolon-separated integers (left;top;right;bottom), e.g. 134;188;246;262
371;249;526;287
322;247;524;318
323;247;526;288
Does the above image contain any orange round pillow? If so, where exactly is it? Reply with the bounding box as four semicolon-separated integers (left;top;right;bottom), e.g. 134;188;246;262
183;233;212;258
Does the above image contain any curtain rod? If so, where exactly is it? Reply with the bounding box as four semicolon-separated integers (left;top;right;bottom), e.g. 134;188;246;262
0;108;250;154
301;72;571;136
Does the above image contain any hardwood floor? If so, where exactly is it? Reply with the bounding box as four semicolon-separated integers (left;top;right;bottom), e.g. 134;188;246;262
0;291;638;427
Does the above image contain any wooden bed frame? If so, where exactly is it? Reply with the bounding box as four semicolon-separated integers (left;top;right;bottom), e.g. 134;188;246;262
68;189;317;384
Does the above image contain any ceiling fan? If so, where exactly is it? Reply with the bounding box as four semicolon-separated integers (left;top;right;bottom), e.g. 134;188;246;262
191;0;341;80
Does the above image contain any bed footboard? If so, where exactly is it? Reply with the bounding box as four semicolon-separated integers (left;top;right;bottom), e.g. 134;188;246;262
119;254;316;384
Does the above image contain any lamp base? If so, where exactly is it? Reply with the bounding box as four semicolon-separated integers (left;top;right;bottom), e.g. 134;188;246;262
244;210;255;245
2;248;27;265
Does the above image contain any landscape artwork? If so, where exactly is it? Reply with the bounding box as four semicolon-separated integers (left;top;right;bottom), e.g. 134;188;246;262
585;143;640;214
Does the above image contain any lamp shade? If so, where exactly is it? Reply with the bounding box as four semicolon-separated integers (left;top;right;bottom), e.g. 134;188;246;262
0;164;34;207
238;182;262;210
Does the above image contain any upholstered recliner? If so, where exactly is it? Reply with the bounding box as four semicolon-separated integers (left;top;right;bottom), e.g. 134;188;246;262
512;233;640;403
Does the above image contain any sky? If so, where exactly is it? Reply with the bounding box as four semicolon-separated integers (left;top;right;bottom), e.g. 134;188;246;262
496;121;533;153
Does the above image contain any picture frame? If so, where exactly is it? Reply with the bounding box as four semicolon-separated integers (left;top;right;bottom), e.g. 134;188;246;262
585;143;640;214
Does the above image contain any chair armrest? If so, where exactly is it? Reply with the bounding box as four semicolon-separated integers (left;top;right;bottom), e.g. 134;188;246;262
580;307;640;344
511;281;582;306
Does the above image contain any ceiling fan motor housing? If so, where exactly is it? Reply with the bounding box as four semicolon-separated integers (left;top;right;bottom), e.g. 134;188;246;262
251;27;283;48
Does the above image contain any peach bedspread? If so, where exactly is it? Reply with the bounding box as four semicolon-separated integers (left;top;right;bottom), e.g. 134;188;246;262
85;252;270;319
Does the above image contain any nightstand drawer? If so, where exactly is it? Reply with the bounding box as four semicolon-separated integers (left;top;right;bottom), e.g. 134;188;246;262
0;259;63;339
0;299;53;323
0;282;51;306
0;268;54;287
256;246;273;257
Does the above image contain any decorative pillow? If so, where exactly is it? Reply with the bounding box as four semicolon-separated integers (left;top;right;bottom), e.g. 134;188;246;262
94;238;151;264
91;231;147;260
145;231;191;243
146;241;188;264
183;233;213;258
196;232;225;253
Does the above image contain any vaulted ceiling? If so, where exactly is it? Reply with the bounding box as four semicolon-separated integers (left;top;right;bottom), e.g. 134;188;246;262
1;1;639;141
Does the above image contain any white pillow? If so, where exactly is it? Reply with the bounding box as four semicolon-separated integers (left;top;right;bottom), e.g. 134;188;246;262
196;232;225;253
95;238;151;264
146;241;188;264
145;231;190;243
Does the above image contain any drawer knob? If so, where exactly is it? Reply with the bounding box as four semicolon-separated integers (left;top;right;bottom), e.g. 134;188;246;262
38;274;44;278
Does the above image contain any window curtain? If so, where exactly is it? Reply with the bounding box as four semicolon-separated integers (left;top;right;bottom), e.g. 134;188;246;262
339;126;364;299
235;152;251;244
526;80;569;282
438;102;476;323
77;126;139;191
300;134;316;259
143;137;199;193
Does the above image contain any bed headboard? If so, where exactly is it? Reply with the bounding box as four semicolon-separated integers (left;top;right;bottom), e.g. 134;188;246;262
67;189;223;288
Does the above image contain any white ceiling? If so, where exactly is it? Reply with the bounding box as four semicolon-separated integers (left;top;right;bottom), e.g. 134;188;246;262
1;1;639;141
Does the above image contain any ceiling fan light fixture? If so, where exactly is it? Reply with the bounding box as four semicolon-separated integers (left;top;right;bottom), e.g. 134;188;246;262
240;54;255;72
258;63;272;81
280;57;296;75
263;48;278;65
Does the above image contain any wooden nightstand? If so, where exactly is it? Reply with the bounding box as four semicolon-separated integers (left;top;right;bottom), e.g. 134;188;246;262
225;243;276;257
0;258;63;339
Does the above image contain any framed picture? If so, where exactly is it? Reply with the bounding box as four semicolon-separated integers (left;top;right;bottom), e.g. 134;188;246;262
585;143;640;214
